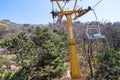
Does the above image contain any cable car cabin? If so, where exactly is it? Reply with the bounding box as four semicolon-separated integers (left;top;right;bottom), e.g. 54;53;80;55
86;21;105;39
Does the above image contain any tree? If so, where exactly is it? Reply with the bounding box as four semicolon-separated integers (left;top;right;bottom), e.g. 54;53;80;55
104;22;120;50
0;32;34;66
34;40;66;80
95;46;120;80
3;27;67;80
30;27;67;80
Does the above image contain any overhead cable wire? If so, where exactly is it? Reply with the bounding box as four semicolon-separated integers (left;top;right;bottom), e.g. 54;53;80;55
92;0;103;9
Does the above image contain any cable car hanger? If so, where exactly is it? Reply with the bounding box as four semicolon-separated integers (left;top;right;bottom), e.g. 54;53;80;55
86;6;105;39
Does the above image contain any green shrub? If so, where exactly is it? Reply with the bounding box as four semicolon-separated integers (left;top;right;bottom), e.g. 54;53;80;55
95;47;120;80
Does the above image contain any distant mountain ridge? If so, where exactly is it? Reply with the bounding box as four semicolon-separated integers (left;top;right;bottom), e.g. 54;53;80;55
0;19;44;27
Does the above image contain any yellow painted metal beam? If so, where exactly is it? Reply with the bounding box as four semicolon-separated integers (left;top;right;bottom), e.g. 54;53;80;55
66;15;82;79
50;0;91;79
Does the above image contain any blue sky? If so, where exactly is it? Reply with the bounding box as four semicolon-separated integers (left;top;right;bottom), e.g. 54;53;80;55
0;0;120;24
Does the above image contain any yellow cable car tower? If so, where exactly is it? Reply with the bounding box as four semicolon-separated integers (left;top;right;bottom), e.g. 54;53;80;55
50;0;91;79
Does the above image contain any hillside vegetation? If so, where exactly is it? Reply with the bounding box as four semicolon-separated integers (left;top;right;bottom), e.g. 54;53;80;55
0;20;120;80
